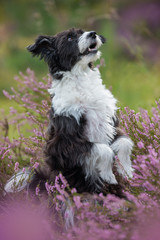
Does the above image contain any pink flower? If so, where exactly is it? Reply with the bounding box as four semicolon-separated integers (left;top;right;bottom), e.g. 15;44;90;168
33;162;39;169
3;90;12;100
45;182;50;194
9;107;17;114
56;195;65;202
59;173;68;188
73;196;82;209
35;186;40;196
137;141;144;149
14;162;19;172
45;182;54;194
1;149;10;160
71;188;77;194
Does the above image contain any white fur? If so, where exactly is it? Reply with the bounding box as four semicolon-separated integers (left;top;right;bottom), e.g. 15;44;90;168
48;66;117;145
111;137;134;178
63;199;75;230
78;32;102;53
84;143;117;184
48;31;133;184
78;32;102;65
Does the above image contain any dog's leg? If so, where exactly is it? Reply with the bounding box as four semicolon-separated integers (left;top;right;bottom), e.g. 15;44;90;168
85;143;117;185
111;136;134;178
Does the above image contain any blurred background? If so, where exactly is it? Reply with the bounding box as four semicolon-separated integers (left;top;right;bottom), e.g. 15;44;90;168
0;0;160;112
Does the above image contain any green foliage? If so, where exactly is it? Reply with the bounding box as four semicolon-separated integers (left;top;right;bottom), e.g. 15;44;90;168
0;0;160;110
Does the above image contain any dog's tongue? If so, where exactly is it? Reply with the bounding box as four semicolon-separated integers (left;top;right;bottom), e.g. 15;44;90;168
88;42;98;52
89;47;97;51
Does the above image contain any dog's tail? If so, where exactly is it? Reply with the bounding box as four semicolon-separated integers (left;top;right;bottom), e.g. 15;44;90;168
4;169;31;194
4;164;55;195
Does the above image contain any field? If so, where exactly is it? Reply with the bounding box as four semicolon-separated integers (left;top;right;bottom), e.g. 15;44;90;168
0;1;160;239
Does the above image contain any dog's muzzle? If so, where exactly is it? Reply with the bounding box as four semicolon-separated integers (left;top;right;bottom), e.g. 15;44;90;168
78;31;103;56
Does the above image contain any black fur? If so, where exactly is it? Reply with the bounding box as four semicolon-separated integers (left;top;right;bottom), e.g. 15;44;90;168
99;35;106;44
45;109;93;170
27;28;84;75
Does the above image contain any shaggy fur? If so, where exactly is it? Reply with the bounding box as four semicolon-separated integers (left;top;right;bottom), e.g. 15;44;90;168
5;28;133;198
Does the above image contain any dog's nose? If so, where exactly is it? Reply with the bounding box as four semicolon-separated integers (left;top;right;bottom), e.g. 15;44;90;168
88;31;96;39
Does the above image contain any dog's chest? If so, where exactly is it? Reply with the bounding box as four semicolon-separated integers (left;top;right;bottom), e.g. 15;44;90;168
49;69;117;144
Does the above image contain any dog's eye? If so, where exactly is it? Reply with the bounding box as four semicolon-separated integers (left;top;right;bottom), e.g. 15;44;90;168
68;37;72;42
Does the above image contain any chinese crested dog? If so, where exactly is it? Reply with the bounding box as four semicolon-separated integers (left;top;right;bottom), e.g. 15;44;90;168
5;28;133;198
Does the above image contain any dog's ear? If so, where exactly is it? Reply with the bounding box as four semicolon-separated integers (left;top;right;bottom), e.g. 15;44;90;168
99;35;106;44
27;36;55;61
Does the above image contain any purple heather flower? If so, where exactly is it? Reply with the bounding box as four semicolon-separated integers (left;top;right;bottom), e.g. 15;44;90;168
9;107;17;114
1;149;10;159
137;141;144;149
33;162;39;169
14;162;19;172
35;186;40;196
73;196;82;209
56;194;65;202
2;90;12;100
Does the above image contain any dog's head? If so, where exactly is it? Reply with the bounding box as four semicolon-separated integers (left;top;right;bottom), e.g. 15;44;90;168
27;28;106;76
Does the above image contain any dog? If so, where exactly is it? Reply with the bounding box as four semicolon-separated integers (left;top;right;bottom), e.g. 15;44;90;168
4;28;133;198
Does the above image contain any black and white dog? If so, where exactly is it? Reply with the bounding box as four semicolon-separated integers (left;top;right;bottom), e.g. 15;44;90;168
5;28;133;197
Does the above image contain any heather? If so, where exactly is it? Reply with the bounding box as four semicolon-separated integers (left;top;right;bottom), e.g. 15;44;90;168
0;69;160;240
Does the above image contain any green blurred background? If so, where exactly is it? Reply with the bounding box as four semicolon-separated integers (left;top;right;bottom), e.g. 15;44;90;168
0;0;160;112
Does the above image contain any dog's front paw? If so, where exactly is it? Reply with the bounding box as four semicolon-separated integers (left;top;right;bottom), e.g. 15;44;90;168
100;171;118;184
117;163;134;179
126;167;134;178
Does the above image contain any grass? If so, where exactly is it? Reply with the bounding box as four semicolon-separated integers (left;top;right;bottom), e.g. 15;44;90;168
0;99;34;140
103;60;160;111
98;22;160;111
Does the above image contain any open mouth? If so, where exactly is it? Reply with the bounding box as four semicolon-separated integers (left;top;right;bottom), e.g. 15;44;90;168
81;42;98;56
88;43;97;52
